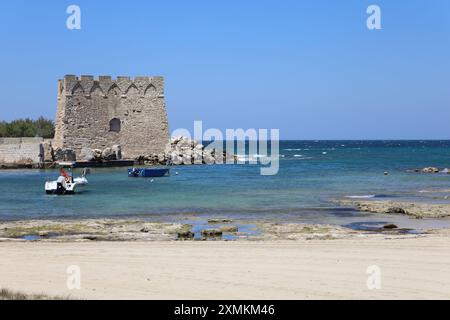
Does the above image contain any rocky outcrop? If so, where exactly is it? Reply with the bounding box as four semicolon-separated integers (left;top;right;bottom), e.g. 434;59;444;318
208;219;233;224
93;149;103;161
412;167;450;174
80;147;95;161
166;136;235;165
4;134;236;166
201;229;223;237
383;224;398;229
43;144;121;164
220;226;239;233
177;231;195;240
337;199;450;219
0;218;436;242
101;148;116;161
386;207;407;214
416;167;440;174
0;219;190;241
77;146;123;162
135;136;235;166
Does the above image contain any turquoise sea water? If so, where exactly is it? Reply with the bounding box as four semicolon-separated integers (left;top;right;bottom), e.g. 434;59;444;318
1;141;450;229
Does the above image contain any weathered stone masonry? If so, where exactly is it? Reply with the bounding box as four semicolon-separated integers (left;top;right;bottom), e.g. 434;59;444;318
53;75;170;159
0;137;44;164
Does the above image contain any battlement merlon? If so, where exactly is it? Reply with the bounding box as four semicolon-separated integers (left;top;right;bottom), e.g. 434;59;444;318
59;75;165;97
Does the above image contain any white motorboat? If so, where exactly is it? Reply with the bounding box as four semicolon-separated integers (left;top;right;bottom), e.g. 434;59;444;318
45;168;89;195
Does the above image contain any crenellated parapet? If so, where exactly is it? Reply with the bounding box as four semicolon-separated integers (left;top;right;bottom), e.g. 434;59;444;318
59;75;165;99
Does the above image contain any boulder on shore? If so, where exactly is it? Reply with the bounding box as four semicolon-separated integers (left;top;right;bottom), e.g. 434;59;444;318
101;148;116;161
112;145;122;160
80;147;95;161
165;136;235;166
93;149;103;161
54;148;76;162
79;146;122;162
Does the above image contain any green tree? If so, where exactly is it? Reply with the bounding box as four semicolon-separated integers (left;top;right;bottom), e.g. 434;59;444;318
0;121;6;137
35;116;55;138
0;117;55;138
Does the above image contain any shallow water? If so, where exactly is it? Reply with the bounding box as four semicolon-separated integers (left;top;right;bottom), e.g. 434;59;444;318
1;140;450;229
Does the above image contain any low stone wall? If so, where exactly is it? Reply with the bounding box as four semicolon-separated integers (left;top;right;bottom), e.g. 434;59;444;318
0;137;44;164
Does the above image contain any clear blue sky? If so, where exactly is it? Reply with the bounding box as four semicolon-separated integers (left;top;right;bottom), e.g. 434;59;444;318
0;0;449;139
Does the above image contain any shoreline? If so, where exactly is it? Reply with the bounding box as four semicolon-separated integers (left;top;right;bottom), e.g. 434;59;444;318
1;216;445;243
2;193;450;242
2;201;450;300
3;195;450;242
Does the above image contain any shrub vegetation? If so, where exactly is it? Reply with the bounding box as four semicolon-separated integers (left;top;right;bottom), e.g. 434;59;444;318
0;117;55;139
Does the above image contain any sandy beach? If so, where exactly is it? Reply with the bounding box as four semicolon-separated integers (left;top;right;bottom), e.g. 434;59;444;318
1;198;450;300
1;235;450;300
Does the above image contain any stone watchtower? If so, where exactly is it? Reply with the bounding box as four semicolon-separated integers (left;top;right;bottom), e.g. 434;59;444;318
53;75;170;159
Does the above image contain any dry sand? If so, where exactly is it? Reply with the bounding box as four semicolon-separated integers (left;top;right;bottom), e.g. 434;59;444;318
1;236;450;300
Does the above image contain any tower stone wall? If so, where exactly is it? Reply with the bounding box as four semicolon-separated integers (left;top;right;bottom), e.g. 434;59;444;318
53;75;170;159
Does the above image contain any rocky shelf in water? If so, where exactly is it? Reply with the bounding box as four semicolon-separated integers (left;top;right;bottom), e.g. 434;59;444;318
336;199;450;219
0;218;441;243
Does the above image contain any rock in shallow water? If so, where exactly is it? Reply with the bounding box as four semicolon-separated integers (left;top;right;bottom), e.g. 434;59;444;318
220;226;239;233
201;229;223;237
386;207;407;214
177;231;194;240
420;167;440;173
208;219;233;224
83;236;98;241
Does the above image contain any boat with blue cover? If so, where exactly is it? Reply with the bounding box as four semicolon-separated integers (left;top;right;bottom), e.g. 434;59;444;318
128;167;170;178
